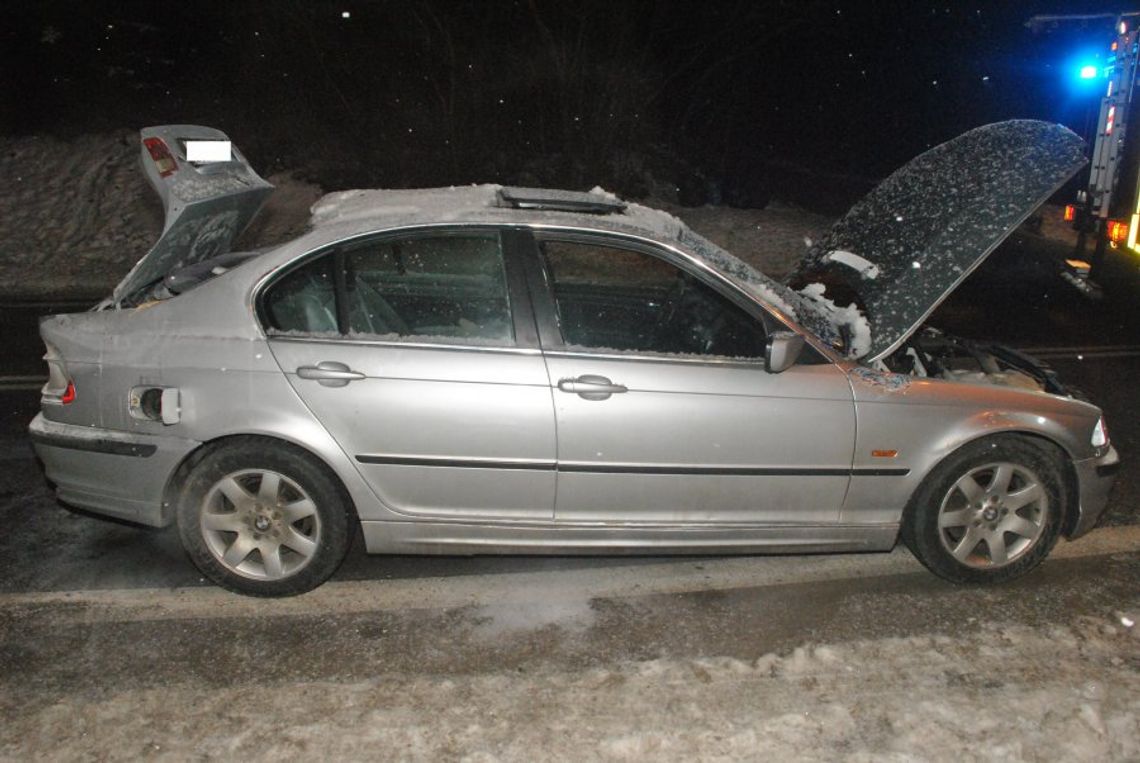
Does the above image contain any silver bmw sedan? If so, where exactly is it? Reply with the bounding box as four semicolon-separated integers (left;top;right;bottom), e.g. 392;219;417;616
29;122;1119;596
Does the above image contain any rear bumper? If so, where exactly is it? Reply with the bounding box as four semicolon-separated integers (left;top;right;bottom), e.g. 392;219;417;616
1068;445;1120;538
29;414;199;527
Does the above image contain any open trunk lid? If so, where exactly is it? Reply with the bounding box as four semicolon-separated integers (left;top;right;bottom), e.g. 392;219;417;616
786;120;1086;362
106;125;273;307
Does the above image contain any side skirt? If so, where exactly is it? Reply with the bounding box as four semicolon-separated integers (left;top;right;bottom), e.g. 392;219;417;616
360;520;900;556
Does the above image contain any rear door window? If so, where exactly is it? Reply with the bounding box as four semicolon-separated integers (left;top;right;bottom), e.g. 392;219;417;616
262;232;515;345
345;234;513;343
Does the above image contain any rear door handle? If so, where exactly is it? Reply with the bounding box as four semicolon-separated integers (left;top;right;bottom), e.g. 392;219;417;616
557;374;628;401
296;361;366;387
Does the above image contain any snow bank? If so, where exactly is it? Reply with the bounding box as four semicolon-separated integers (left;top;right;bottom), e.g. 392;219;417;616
655;199;831;279
4;618;1137;760
0;130;832;298
0;127;1066;303
0;131;319;298
0;131;160;297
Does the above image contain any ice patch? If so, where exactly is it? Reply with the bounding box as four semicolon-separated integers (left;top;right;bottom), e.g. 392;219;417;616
470;596;595;638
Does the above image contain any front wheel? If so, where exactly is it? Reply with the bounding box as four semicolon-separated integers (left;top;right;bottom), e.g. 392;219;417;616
902;436;1065;584
176;439;352;596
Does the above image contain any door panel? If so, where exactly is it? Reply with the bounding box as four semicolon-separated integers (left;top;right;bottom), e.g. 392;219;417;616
270;339;555;519
260;228;555;520
530;234;856;524
545;354;855;523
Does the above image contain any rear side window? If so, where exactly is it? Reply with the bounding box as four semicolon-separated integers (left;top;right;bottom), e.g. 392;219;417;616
263;255;339;335
262;232;514;345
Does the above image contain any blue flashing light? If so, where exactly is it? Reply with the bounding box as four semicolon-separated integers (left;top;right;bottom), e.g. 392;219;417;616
1069;52;1106;92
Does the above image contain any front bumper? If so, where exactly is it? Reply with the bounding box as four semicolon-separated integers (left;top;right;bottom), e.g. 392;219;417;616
29;413;200;527
1068;445;1121;538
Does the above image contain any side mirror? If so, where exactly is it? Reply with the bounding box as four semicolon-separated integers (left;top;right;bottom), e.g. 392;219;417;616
765;331;805;373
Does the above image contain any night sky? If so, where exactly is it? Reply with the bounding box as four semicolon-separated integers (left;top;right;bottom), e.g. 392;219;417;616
0;1;1129;204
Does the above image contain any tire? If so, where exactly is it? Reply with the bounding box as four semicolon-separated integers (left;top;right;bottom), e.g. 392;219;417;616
176;439;353;596
902;435;1065;584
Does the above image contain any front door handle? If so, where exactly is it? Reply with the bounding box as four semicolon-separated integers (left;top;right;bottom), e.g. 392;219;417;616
296;361;366;387
557;375;628;401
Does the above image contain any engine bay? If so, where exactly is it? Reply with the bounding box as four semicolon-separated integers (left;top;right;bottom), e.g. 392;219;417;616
881;326;1070;396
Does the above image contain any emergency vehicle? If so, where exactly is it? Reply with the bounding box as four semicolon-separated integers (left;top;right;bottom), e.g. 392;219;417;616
1056;13;1140;292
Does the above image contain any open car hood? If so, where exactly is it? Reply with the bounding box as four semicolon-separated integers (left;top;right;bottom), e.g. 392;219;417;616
107;125;273;307
786;120;1086;362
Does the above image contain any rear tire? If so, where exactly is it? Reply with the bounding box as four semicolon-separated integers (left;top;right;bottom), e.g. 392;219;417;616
902;436;1065;584
176;439;352;596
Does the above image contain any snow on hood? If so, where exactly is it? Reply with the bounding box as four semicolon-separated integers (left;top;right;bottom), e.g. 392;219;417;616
786;120;1087;362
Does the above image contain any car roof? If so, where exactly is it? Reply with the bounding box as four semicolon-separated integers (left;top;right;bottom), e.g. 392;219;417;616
304;184;690;245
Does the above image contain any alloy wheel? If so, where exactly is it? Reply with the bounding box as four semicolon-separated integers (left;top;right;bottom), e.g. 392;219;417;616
936;461;1048;569
199;468;322;581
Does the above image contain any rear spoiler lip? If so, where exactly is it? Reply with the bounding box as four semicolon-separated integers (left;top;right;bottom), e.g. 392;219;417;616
103;125;273;308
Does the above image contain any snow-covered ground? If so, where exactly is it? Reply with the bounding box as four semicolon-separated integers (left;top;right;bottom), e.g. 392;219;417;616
3;527;1139;760
4;621;1137;761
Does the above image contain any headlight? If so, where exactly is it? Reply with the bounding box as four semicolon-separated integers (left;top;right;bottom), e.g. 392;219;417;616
1092;417;1109;448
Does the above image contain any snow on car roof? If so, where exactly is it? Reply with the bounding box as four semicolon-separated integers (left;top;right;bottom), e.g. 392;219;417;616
308;184;686;239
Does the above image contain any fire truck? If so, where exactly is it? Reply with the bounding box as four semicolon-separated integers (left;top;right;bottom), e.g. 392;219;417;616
1050;12;1140;293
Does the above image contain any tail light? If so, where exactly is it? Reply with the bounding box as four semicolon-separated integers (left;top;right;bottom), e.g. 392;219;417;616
1063;205;1076;222
41;344;75;405
143;136;178;177
1107;219;1129;245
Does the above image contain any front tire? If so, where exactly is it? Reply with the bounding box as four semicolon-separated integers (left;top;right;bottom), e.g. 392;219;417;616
177;440;352;596
902;436;1065;584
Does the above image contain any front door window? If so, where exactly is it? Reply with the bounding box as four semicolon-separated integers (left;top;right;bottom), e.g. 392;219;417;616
541;239;766;359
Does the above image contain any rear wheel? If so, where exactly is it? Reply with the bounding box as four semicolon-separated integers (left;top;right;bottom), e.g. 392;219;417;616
903;436;1065;584
177;440;352;596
